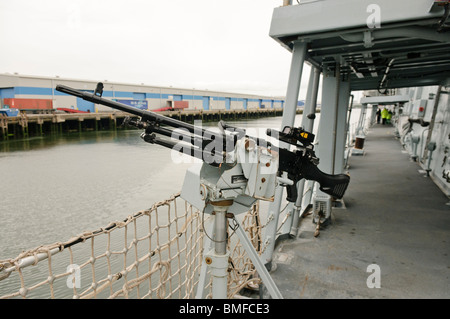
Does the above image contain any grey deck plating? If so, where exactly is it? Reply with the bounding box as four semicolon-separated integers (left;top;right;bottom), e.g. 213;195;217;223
271;124;450;298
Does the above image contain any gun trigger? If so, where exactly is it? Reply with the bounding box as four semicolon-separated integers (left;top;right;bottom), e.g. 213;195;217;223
312;157;320;166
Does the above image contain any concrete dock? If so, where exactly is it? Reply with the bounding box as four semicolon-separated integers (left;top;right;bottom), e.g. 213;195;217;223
271;124;450;298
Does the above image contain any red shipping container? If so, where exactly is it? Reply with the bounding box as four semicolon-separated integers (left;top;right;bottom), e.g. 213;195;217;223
3;98;53;110
173;101;188;109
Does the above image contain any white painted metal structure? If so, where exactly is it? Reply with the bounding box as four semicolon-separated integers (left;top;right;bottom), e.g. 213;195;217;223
261;0;450;267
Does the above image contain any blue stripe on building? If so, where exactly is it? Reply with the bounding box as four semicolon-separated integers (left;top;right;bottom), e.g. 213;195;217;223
146;93;161;99
113;91;133;98
100;91;113;97
15;87;53;95
133;92;145;100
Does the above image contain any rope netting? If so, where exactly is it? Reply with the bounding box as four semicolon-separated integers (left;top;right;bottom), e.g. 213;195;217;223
0;193;264;299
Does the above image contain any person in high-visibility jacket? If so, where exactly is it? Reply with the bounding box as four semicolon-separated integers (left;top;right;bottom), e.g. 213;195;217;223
386;110;392;125
381;107;389;125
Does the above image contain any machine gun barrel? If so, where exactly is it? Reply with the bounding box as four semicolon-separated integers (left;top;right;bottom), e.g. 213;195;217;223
124;117;214;150
141;133;224;165
55;84;235;147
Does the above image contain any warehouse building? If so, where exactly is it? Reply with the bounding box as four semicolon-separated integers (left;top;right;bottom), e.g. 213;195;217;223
0;73;287;113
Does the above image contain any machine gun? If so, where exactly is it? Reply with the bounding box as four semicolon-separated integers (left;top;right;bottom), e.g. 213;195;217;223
56;82;350;299
55;83;349;204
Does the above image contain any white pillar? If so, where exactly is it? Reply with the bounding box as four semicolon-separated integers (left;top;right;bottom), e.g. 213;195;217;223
334;80;350;175
289;66;321;237
261;40;307;267
311;64;348;223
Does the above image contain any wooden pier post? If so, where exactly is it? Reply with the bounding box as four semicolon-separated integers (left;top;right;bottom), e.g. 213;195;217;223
110;114;117;131
19;113;29;137
37;117;44;136
0;114;8;140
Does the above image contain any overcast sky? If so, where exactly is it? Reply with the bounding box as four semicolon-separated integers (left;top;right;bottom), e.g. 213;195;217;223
0;0;318;98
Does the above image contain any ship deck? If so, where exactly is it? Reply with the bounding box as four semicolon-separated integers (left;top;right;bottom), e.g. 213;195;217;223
270;124;450;299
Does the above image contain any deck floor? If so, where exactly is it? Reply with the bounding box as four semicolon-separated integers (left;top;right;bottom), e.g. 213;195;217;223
270;124;450;299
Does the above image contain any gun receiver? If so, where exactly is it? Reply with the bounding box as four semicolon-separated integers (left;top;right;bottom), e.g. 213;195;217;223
55;83;349;199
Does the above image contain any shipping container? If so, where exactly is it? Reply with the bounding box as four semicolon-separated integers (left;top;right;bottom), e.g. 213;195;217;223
165;100;189;110
174;101;188;109
3;98;53;110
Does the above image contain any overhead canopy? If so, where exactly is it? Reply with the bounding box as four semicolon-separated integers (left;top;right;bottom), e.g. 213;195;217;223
360;95;410;105
270;0;450;91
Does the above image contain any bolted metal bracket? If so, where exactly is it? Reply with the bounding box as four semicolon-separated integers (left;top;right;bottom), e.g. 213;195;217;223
204;249;231;277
